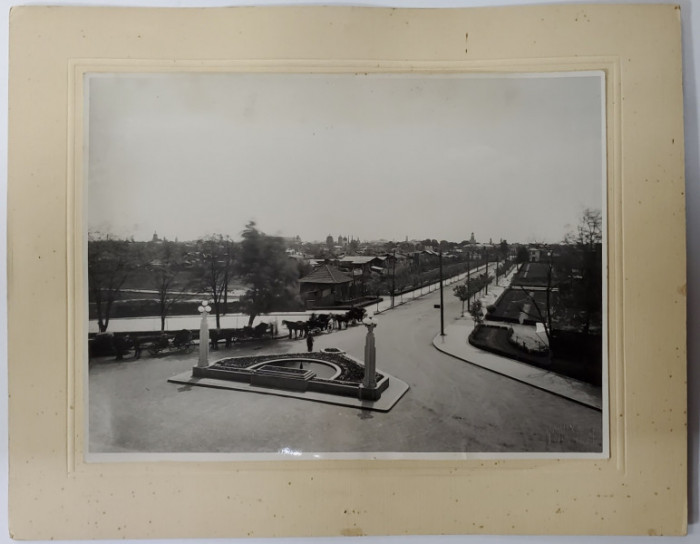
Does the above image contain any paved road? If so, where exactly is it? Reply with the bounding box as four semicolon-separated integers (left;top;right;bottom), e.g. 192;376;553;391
89;279;602;455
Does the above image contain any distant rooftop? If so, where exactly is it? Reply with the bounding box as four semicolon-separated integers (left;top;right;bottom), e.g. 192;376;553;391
299;264;353;285
337;256;380;264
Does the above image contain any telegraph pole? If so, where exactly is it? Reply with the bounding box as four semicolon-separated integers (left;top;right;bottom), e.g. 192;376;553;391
439;249;445;336
391;250;396;308
484;248;489;295
466;252;471;307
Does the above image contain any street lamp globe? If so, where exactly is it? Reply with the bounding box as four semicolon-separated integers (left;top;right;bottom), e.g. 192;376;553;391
362;311;377;329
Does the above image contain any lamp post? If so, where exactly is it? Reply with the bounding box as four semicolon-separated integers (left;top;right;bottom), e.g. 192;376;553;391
197;300;212;368
361;311;378;391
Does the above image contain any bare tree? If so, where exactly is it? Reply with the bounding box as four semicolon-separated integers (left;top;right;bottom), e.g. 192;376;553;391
562;208;603;334
87;234;133;332
145;239;190;331
193;235;235;329
567;208;603;249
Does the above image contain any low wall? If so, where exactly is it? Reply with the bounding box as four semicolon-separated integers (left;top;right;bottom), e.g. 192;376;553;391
192;362;390;399
308;297;383;311
252;371;312;392
308;374;390;398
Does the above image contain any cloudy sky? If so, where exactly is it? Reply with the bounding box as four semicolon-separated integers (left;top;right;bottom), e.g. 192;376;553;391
86;71;604;243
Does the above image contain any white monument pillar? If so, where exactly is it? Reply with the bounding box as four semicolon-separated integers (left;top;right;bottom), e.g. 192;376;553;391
362;312;378;389
197;300;212;368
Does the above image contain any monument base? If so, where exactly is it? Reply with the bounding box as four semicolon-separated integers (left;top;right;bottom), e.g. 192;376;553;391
358;384;382;401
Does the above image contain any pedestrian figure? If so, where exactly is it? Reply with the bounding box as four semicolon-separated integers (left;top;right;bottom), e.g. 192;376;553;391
133;335;142;360
113;334;128;361
210;328;219;351
306;333;314;353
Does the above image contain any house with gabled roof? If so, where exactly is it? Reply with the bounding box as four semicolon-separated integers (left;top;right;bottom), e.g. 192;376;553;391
298;264;353;307
333;255;383;280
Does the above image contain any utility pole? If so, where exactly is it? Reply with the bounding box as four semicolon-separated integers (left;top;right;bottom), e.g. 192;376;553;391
391;250;396;308
439;249;445;336
467;252;471;307
484;248;489;295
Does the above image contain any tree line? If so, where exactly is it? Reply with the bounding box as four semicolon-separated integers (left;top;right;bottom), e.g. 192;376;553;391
88;222;301;332
481;209;603;351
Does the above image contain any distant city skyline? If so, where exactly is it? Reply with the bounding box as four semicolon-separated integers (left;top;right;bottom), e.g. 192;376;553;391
137;230;517;246
87;72;605;244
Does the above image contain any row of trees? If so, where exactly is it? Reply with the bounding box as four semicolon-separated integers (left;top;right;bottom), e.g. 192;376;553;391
88;222;301;332
362;241;513;301
445;209;602;359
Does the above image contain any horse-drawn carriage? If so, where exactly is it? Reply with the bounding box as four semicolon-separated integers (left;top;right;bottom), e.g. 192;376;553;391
332;307;366;330
146;329;194;356
212;322;273;348
89;330;193;360
282;308;367;338
282;313;331;338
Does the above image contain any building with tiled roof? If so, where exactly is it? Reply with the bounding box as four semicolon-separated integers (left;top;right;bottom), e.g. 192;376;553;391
298;265;353;307
333;255;388;282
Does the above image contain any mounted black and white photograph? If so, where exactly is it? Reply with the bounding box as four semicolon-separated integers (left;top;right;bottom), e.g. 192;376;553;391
85;71;606;459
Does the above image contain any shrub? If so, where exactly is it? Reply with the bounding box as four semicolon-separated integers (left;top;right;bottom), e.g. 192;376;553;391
469;300;484;324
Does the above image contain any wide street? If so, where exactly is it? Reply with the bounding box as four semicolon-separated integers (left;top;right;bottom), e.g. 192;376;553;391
89;280;603;455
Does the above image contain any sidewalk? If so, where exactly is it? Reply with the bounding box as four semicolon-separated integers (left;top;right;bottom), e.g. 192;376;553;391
374;262;492;315
433;319;602;410
432;266;603;411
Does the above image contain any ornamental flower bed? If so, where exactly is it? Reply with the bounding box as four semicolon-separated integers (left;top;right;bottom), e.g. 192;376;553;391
208;351;383;384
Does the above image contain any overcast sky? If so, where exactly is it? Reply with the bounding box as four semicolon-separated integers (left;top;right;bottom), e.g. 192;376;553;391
86;72;604;243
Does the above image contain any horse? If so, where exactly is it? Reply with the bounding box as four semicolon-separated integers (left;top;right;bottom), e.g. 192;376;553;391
333;314;350;330
282;320;307;339
307;313;332;332
346;307;366;322
332;308;367;330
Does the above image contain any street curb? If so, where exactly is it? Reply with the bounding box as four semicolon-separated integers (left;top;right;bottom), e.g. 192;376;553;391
432;331;602;411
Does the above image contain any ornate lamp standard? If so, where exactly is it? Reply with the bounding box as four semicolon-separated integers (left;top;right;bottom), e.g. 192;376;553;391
359;311;379;399
197;300;212;368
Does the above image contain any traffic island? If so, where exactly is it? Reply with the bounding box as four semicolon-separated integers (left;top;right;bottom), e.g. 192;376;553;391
168;351;409;412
